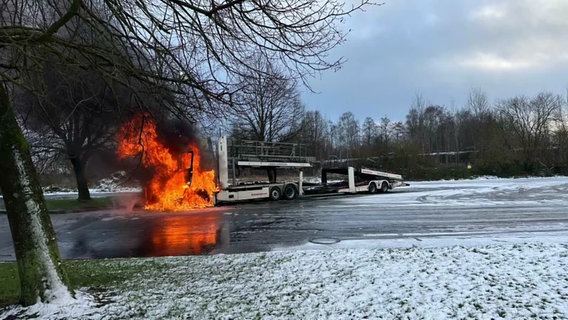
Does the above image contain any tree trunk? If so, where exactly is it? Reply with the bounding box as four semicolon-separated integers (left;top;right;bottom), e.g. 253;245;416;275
0;84;73;306
70;157;91;201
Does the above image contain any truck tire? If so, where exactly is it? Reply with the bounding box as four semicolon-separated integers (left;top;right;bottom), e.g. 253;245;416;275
379;181;389;193
283;184;298;200
269;186;282;200
368;182;377;193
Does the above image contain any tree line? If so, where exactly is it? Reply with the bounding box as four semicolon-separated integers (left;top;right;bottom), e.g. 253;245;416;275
284;90;568;179
22;74;568;191
227;82;568;180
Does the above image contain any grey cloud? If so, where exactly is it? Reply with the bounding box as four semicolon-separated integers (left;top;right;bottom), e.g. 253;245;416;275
302;0;568;122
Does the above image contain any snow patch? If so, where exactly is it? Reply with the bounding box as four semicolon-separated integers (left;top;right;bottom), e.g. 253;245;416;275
1;289;95;319
94;171;139;193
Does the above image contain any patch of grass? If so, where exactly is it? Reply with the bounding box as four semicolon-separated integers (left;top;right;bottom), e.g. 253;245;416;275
0;263;19;306
0;197;120;213
0;258;142;308
65;259;138;289
46;197;118;212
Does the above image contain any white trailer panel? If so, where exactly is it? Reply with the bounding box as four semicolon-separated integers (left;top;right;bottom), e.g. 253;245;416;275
216;187;270;202
360;168;403;181
217;136;230;189
237;161;312;168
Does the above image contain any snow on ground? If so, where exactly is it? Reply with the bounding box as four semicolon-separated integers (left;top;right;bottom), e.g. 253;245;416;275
3;176;568;319
2;242;568;319
352;176;568;207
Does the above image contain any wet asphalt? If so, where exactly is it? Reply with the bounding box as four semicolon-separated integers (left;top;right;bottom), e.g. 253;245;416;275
2;185;568;261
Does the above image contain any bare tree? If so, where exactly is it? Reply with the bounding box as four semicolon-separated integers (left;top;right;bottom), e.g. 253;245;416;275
361;117;377;146
467;88;490;117
16;62;134;201
336;111;360;158
406;94;427;153
0;0;373;305
391;121;405;141
19;123;69;177
297;110;331;160
229;58;305;142
553;91;568;168
497;92;562;170
460;91;507;171
463;89;490;153
378;116;391;149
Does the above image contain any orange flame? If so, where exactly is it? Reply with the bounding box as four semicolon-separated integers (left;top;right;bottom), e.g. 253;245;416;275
117;114;217;211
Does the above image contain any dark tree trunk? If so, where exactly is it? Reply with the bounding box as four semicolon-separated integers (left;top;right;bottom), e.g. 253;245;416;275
70;157;91;201
0;84;73;305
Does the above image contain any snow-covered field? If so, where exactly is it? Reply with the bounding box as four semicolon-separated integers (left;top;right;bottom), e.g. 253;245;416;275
2;176;568;319
2;243;568;319
362;176;568;207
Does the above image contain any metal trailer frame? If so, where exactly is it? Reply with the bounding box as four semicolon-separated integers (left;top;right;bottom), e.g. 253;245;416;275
322;166;408;194
215;136;312;204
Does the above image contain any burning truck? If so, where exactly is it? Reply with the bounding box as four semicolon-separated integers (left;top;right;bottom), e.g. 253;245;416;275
117;114;309;210
117;114;218;211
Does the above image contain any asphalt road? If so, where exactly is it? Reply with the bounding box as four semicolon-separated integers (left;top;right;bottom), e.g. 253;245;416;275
2;178;568;261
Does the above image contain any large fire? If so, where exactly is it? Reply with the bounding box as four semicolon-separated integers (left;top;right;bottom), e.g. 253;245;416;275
117;114;217;211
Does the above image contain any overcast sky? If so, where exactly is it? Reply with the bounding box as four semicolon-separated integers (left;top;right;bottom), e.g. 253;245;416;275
301;0;568;122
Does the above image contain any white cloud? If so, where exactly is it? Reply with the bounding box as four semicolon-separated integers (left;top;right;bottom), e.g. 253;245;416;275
458;53;538;72
442;34;568;73
442;1;568;73
470;5;506;21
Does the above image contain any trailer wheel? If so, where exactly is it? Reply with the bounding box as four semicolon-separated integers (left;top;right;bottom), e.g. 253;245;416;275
379;181;389;193
368;182;377;193
269;186;282;200
283;184;298;200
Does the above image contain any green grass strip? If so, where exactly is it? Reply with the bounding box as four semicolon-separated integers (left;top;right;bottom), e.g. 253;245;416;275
0;259;141;307
0;197;125;213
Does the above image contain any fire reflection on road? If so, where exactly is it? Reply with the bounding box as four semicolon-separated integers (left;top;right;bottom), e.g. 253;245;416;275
140;212;226;256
